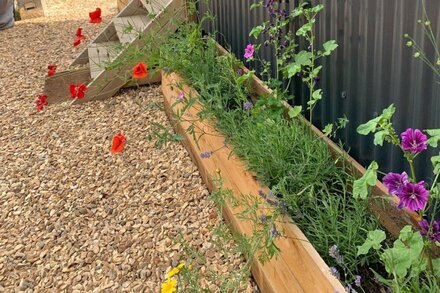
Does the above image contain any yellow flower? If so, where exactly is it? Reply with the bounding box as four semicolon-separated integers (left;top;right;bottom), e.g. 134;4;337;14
167;262;185;278
161;278;177;293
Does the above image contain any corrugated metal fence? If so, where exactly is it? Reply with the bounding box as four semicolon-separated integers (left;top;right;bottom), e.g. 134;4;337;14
198;0;440;182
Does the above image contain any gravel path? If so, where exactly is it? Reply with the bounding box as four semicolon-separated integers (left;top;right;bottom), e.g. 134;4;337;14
0;1;251;292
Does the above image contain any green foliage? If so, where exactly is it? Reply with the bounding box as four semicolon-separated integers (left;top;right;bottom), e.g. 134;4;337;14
159;17;377;288
357;229;386;256
353;161;378;199
148;122;183;148
426;129;440;148
432;153;440;175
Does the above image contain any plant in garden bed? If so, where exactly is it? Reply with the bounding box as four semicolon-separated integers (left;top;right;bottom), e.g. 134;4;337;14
160;175;284;292
352;3;440;288
158;12;381;290
354;105;440;291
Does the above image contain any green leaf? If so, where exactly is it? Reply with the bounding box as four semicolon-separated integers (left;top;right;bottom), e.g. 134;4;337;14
288;106;302;118
382;104;396;120
433;258;440;277
249;25;265;38
374;130;386;146
250;3;262;10
381;226;425;279
237;71;253;85
431;153;440;175
294;51;313;66
285;64;301;78
357;229;386;256
296;23;313;37
353;161;378;199
357;117;380;135
312;89;322;101
323;124;333;137
322;40;338;56
311;4;324;13
426;129;440;147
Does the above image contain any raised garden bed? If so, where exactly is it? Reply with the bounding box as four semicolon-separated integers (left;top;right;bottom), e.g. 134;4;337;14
162;71;345;293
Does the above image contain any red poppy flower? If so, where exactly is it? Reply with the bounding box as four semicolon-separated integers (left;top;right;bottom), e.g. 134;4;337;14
69;83;88;99
75;27;86;39
47;64;57;77
36;95;48;112
89;8;102;23
73;27;86;47
110;132;126;154
132;62;148;79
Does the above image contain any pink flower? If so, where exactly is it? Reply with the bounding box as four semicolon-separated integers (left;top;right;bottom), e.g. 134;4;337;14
244;44;255;59
177;92;185;101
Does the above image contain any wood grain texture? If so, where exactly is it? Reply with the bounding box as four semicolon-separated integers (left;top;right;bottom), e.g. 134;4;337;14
162;72;345;293
43;67;161;104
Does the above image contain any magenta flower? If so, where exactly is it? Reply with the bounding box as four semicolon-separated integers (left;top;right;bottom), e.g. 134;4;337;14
400;128;428;153
382;172;409;195
244;44;255;59
397;181;429;211
419;219;440;242
177;92;185;101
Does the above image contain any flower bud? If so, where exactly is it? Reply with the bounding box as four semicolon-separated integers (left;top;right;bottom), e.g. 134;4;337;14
425;20;431;26
437;59;440;66
406;41;413;47
414;52;421;58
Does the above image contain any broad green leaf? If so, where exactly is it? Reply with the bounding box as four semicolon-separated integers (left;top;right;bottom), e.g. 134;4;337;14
323;124;333;136
288;106;302;118
382;104;396;120
381;226;425;279
357;116;380;135
432;153;440;175
294;51;313;66
426;129;440;147
237;71;253;85
249;25;265;38
357;229;386;256
285;64;301;78
312;89;322;101
296;23;313;36
353;161;378;199
322;40;338;56
374;130;386;146
312;65;322;76
311;4;324;13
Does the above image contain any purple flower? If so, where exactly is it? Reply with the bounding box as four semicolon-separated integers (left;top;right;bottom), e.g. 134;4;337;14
263;0;274;8
419;219;440;242
397;181;429;211
271;225;280;237
243;101;253;110
259;215;268;223
354;275;362;287
236;68;243;76
382;172;409;195
329;267;340;279
400;128;428;153
258;190;266;197
244;44;255;59
200;151;212;159
328;245;344;264
177;92;185;101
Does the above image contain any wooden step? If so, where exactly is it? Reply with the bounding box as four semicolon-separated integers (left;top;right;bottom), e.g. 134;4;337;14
113;14;151;43
88;42;121;79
